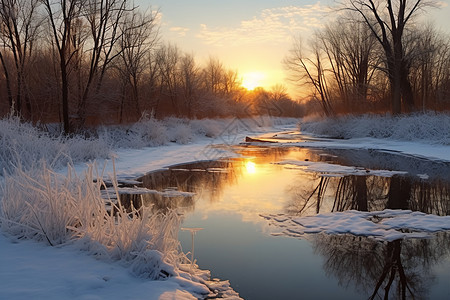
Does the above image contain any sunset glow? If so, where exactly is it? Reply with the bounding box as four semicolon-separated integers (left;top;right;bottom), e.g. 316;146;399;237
245;161;257;174
241;72;265;91
143;0;450;99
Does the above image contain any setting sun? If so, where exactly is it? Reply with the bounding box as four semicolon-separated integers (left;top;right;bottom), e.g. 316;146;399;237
241;72;265;91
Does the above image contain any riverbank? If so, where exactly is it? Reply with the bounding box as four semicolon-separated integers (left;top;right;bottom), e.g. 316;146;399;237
1;113;449;299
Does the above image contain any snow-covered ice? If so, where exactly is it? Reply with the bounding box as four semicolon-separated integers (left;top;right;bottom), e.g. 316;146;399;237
276;160;408;177
262;209;450;242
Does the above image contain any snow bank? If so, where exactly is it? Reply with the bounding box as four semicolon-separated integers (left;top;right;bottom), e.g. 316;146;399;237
99;114;298;149
0;232;240;299
0;234;196;300
299;113;450;145
262;209;450;242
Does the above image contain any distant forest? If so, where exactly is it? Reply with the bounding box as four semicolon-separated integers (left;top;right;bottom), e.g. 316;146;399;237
285;0;450;116
0;0;449;133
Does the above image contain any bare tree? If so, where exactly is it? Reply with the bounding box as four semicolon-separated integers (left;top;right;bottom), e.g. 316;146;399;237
116;8;159;121
42;0;84;133
42;0;150;130
269;84;288;102
284;36;334;116
222;69;240;96
202;56;224;95
144;47;160;115
318;17;380;111
409;25;450;110
345;0;437;114
76;0;132;126
433;38;450;108
155;43;181;115
0;0;41;117
179;53;199;118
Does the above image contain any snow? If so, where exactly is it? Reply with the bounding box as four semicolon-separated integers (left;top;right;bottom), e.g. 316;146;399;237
1;113;450;299
298;112;450;162
261;210;450;242
276;160;408;177
291;137;450;163
0;234;197;300
114;187;195;198
299;112;450;144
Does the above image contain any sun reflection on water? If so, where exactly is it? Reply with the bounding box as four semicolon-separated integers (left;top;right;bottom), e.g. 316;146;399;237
245;161;256;174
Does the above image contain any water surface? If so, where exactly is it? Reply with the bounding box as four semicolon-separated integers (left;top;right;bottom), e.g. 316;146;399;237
133;146;450;299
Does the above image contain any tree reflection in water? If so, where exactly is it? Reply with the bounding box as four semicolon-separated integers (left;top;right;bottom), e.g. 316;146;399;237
313;232;450;299
286;174;450;217
121;146;295;213
117;160;243;213
286;165;450;299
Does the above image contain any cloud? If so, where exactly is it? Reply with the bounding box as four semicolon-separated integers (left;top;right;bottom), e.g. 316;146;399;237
154;10;163;26
436;1;448;8
196;3;332;46
169;26;190;37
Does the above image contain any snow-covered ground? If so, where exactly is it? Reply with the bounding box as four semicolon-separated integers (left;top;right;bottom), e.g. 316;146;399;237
298;112;450;162
1;113;449;299
0;234;204;300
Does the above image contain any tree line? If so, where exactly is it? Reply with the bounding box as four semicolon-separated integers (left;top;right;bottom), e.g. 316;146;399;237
285;0;450;116
0;0;303;133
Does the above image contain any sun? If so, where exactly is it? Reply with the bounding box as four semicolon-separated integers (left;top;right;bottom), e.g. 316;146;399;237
241;72;265;91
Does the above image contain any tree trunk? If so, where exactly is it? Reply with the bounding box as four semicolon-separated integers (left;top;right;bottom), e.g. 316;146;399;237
400;64;415;112
390;75;402;115
355;176;368;211
388;176;411;209
60;57;70;133
0;51;14;113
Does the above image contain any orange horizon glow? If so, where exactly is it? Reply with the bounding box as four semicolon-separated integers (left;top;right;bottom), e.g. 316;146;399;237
240;70;297;97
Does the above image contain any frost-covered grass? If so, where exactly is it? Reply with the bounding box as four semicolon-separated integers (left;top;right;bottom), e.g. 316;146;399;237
99;113;298;149
299;112;450;145
0;116;110;176
0;162;182;280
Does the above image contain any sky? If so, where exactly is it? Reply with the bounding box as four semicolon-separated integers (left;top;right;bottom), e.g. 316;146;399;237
136;0;450;97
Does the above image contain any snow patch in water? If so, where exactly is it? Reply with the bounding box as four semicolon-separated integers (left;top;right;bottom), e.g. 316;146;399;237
277;160;407;177
262;210;450;242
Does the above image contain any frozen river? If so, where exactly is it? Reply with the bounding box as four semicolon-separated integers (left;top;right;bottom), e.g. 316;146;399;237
128;143;450;299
